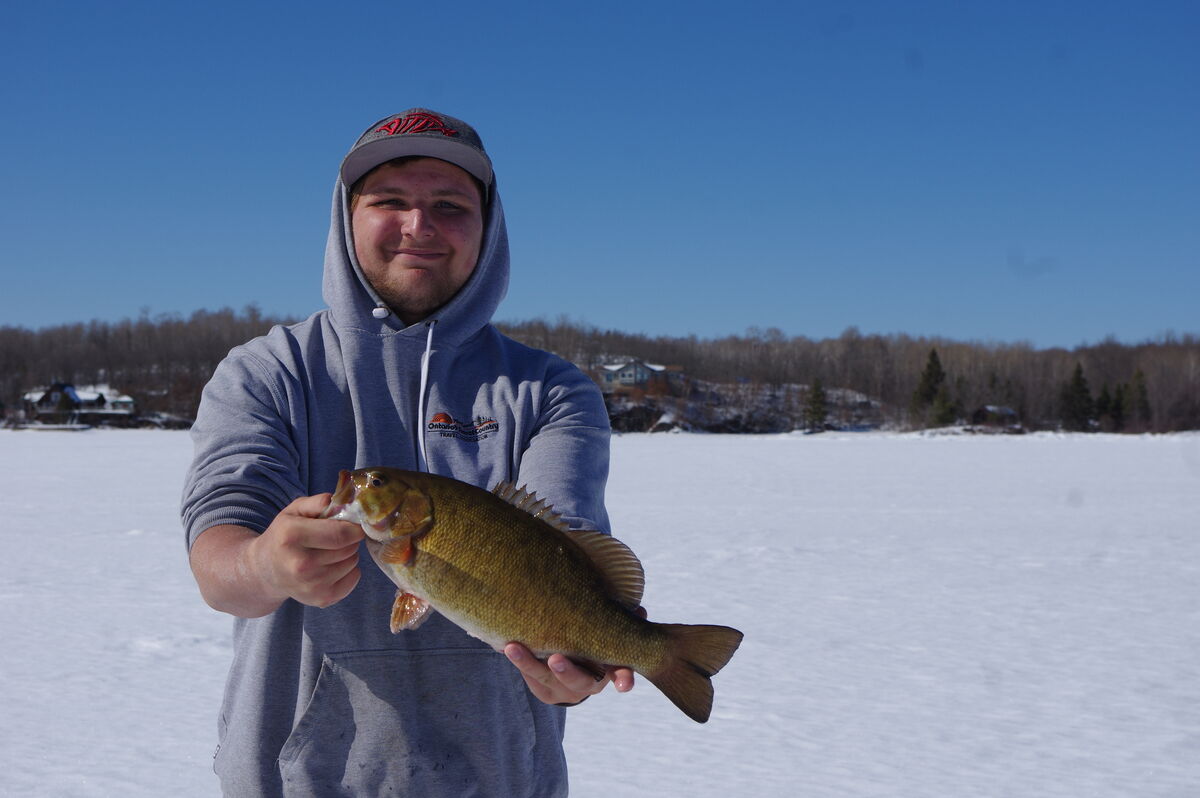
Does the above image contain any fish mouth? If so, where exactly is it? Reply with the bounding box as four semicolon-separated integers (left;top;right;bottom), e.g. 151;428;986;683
321;470;355;519
322;502;350;521
324;501;392;543
361;514;397;543
320;470;395;543
322;500;348;520
320;468;430;544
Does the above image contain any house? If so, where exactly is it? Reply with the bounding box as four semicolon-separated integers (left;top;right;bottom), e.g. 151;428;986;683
969;404;1023;432
22;383;137;425
598;360;683;396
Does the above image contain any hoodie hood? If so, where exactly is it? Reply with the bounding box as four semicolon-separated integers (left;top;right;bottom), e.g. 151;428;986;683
320;168;510;348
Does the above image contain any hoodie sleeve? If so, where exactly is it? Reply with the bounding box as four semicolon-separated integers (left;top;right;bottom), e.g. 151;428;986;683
515;358;612;536
180;343;308;551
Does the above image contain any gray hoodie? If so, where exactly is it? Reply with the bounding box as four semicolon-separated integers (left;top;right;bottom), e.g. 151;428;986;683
181;160;611;796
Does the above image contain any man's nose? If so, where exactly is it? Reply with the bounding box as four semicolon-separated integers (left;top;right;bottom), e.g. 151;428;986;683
401;208;435;238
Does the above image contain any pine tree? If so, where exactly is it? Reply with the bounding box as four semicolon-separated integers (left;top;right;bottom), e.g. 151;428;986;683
910;349;946;426
1060;362;1094;432
1108;383;1127;432
1130;369;1152;429
1095;384;1112;419
931;384;958;426
913;349;945;406
1096;384;1115;431
803;378;829;432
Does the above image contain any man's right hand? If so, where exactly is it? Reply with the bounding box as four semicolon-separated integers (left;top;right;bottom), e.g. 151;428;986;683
250;494;366;608
189;494;365;618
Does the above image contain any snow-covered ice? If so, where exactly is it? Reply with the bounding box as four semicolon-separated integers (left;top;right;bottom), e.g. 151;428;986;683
2;429;1198;796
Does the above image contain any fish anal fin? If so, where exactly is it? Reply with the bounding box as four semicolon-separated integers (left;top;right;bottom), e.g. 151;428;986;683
390;590;433;633
568;529;646;609
572;658;608;682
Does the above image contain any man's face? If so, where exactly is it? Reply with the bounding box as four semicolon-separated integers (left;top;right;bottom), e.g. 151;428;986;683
351;157;484;325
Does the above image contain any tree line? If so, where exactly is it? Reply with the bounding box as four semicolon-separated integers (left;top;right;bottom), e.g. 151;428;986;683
2;309;1198;431
0;307;283;420
497;318;1199;432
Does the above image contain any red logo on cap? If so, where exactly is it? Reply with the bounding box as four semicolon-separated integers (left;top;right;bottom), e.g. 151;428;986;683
376;112;458;138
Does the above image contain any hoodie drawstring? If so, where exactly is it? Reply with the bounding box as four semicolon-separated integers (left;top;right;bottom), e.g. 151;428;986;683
416;320;438;472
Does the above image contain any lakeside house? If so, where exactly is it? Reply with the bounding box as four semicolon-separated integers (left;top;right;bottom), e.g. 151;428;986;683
21;383;137;426
598;359;684;396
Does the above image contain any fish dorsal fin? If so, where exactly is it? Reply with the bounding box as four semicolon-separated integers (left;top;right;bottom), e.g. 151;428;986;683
492;481;571;532
492;481;646;608
567;528;646;609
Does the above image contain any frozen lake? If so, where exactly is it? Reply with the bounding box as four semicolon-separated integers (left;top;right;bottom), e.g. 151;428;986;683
2;429;1198;796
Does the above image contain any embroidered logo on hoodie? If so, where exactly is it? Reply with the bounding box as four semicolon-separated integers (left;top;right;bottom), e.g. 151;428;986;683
376;112;459;138
428;412;499;442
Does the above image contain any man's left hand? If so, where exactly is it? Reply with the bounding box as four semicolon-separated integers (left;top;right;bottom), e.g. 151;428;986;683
503;644;636;706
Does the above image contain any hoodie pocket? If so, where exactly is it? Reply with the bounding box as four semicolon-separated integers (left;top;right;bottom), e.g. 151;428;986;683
277;647;542;796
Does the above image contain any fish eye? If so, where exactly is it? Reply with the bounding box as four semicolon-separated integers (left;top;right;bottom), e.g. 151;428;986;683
370;474;386;488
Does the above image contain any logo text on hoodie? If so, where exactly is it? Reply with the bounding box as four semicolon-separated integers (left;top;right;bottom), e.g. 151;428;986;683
428;412;499;442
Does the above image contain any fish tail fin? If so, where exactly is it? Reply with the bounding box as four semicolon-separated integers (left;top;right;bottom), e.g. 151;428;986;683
647;623;744;723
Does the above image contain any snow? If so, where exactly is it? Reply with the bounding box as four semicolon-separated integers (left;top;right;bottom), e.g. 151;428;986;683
2;429;1198;796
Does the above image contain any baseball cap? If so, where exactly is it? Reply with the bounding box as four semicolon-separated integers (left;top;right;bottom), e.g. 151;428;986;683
340;108;493;191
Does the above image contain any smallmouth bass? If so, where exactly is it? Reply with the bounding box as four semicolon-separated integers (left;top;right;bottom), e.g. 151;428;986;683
323;467;743;723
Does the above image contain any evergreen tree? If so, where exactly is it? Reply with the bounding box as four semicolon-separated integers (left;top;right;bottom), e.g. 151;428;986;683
803;378;829;432
1095;384;1112;420
1130;369;1152;428
1096;384;1116;431
913;349;946;406
910;349;946;426
1095;382;1133;433
1060;362;1094;432
1110;383;1128;432
931;384;959;426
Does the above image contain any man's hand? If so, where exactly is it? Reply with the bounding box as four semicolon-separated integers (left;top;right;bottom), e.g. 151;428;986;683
249;494;366;609
504;644;637;706
502;606;645;706
190;494;365;618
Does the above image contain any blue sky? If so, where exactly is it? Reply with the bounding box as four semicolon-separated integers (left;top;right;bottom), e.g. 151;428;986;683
2;1;1196;349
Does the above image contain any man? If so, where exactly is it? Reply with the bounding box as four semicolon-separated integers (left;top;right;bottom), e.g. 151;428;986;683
182;108;624;796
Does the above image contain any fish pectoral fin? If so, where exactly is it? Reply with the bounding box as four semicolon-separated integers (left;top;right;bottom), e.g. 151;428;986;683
379;538;416;566
390;591;433;633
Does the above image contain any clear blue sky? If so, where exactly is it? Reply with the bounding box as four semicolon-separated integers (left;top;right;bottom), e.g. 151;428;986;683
2;1;1196;349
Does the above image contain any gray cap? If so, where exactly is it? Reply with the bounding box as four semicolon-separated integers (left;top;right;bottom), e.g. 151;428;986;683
340;108;493;190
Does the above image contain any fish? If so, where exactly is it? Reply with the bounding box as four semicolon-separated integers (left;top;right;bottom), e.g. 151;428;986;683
323;467;743;723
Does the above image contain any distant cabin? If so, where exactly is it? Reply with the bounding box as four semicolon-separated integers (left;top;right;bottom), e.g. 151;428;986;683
970;404;1022;429
598;360;683;396
23;383;136;424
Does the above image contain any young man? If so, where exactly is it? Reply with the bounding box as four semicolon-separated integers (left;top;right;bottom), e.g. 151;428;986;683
182;108;623;796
